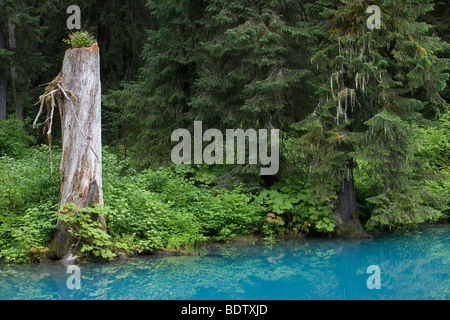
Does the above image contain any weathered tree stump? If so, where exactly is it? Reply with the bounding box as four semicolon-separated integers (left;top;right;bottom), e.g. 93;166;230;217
47;42;105;261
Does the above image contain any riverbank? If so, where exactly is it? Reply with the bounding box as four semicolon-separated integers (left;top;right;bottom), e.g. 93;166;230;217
2;222;448;265
129;221;449;259
1;223;448;300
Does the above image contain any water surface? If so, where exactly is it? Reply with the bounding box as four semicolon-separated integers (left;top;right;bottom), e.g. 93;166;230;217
0;224;448;300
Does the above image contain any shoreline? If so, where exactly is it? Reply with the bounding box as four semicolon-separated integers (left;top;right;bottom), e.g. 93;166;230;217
0;221;448;265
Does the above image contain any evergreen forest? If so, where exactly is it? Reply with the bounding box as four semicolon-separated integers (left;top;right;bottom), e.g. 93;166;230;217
0;0;449;264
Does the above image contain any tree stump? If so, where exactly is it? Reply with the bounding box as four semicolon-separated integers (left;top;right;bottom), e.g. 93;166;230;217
47;42;106;261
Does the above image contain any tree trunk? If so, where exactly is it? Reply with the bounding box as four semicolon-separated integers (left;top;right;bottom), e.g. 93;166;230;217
0;0;7;121
47;42;106;261
338;162;357;224
7;21;23;121
331;160;370;238
0;66;5;121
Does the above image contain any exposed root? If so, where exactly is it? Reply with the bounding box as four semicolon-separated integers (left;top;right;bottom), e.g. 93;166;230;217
34;73;62;174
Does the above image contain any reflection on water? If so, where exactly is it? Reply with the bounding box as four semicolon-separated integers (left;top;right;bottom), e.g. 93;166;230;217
0;224;448;300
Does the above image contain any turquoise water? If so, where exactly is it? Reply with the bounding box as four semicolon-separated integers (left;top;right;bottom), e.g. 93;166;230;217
0;224;448;300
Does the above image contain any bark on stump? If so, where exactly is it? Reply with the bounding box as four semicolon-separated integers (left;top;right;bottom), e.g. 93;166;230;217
47;42;106;261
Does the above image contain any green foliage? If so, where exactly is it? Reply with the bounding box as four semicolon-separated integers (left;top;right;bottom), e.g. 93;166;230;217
103;170;171;254
0;146;59;263
102;151;264;253
102;152;199;254
131;165;265;242
255;181;336;235
58;203;115;260
108;0;448;233
0;201;56;263
1;0;150;130
2;0;52;121
196;186;266;241
190;0;317;131
417;111;450;172
63;31;95;48
0;146;60;214
1;0;450;264
0;47;14;69
292;0;450;230
0;118;35;157
354;110;450;229
414;110;449;217
0;148;266;263
105;0;318;169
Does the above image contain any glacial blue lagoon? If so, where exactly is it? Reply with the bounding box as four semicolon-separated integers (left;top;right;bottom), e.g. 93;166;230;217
0;224;448;300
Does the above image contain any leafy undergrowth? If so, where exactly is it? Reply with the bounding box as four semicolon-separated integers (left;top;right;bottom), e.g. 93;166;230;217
1;110;447;263
0;145;339;263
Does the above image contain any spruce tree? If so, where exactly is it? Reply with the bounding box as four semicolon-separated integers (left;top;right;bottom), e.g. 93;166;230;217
109;0;319;170
104;0;205;166
2;0;50;121
188;0;319;185
190;0;316;131
0;0;8;121
294;0;449;233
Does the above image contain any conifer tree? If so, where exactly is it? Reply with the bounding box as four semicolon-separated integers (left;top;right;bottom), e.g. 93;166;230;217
0;0;149;139
190;0;316;131
294;0;449;233
105;0;206;166
108;0;319;169
188;0;319;184
2;0;50;121
0;0;8;121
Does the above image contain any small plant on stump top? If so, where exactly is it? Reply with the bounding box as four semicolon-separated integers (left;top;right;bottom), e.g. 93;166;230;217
63;31;95;48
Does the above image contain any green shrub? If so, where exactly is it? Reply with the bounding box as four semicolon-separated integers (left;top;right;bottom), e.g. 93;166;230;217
0;118;35;157
0;146;60;213
197;186;266;241
63;31;95;48
417;111;450;218
102;155;207;254
0;201;57;263
255;181;336;236
136;167;265;242
0;146;60;263
58;203;116;261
